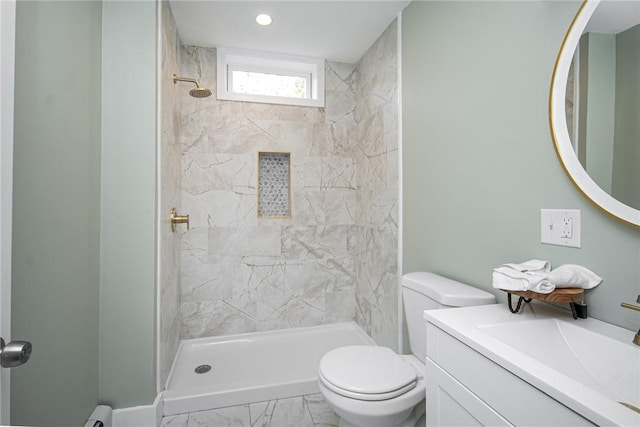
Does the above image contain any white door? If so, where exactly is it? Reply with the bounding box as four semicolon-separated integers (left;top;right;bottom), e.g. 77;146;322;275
0;0;16;423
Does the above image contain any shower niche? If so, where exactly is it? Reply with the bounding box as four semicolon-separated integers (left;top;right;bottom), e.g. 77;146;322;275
258;151;292;218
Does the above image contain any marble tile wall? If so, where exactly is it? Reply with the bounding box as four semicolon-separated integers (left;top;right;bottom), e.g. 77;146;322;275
179;46;359;338
160;393;338;427
353;21;399;349
173;16;399;347
158;0;183;388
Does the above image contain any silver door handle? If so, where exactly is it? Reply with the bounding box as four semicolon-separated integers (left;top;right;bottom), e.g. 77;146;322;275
0;337;32;368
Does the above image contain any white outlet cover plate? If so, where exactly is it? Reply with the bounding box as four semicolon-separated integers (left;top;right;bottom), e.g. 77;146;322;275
541;209;581;248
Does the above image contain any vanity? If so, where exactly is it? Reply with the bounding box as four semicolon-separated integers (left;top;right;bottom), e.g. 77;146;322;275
424;303;640;426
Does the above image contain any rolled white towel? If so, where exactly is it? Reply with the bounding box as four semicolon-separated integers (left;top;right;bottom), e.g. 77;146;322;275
500;259;551;273
549;264;602;289
492;266;556;294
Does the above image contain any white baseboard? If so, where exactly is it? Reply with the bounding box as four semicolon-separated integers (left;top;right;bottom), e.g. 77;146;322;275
112;393;163;427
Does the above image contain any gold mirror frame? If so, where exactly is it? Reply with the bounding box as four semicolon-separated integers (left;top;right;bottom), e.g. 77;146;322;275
549;0;640;228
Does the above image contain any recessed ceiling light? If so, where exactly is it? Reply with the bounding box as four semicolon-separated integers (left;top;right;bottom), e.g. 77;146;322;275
256;14;272;26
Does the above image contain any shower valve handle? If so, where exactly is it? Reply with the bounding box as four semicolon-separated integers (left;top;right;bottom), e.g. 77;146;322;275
170;208;189;232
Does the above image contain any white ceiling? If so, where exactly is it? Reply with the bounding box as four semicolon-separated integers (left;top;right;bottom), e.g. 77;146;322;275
585;0;640;34
168;1;410;64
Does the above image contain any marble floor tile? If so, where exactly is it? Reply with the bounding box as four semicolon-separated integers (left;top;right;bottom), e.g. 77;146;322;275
304;394;340;427
160;413;188;427
160;393;338;427
188;405;251;427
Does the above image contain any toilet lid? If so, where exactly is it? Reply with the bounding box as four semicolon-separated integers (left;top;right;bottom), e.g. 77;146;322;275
319;346;417;400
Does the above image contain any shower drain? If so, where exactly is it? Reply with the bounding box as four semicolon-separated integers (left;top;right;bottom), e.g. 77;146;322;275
194;364;212;374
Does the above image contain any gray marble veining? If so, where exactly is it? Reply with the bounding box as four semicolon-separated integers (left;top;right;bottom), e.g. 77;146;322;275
160;394;339;427
159;0;183;389
173;14;399;348
178;46;361;338
353;20;399;349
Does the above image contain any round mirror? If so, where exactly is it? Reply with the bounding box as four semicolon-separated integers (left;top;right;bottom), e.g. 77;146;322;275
550;0;640;228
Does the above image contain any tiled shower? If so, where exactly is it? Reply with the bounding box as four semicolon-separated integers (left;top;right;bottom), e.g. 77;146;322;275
159;0;399;390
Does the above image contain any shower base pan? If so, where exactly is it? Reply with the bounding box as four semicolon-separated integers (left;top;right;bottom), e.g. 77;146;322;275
163;322;374;415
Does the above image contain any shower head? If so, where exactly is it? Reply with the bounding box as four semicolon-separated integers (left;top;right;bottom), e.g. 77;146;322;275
172;74;212;98
189;87;212;98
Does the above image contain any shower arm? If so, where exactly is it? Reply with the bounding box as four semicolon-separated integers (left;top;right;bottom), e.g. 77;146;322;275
173;74;203;88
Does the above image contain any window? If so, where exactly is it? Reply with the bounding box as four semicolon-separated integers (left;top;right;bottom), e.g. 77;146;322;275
230;68;310;99
217;47;325;107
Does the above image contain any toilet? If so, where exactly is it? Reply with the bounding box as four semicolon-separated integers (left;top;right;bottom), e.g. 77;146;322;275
318;272;496;427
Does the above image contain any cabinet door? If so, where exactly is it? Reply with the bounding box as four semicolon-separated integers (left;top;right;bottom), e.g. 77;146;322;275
426;359;513;427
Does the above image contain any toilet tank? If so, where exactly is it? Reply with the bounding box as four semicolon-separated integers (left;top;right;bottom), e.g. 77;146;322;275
402;272;495;361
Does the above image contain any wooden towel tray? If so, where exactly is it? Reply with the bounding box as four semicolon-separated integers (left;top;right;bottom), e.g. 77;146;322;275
500;288;586;319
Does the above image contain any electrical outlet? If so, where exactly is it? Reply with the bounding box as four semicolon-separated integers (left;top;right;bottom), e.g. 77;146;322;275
541;209;581;248
561;217;573;238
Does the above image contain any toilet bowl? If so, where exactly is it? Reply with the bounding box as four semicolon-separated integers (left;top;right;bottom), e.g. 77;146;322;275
318;272;496;427
318;346;426;427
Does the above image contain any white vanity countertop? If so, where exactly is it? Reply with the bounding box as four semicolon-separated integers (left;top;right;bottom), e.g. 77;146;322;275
424;303;640;427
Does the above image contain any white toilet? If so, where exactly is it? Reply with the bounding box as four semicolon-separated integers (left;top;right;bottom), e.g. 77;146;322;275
318;272;496;427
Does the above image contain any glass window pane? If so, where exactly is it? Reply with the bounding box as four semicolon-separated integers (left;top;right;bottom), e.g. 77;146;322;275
231;70;309;99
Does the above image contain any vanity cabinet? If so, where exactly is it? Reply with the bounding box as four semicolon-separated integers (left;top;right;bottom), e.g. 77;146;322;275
425;323;596;427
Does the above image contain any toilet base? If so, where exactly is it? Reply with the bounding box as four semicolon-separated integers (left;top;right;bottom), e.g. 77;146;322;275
330;399;426;427
337;400;425;427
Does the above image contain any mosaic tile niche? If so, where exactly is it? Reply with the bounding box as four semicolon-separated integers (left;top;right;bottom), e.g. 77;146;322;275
258;152;291;218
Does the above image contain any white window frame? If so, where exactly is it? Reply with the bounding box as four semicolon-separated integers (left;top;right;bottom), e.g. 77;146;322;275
217;47;325;108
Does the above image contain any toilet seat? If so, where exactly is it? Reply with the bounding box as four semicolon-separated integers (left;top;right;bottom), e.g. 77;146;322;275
318;346;417;401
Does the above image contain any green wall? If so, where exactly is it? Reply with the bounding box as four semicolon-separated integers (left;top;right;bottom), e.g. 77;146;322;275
12;1;101;425
13;0;160;415
612;23;640;211
584;33;615;193
402;1;640;331
99;1;157;408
